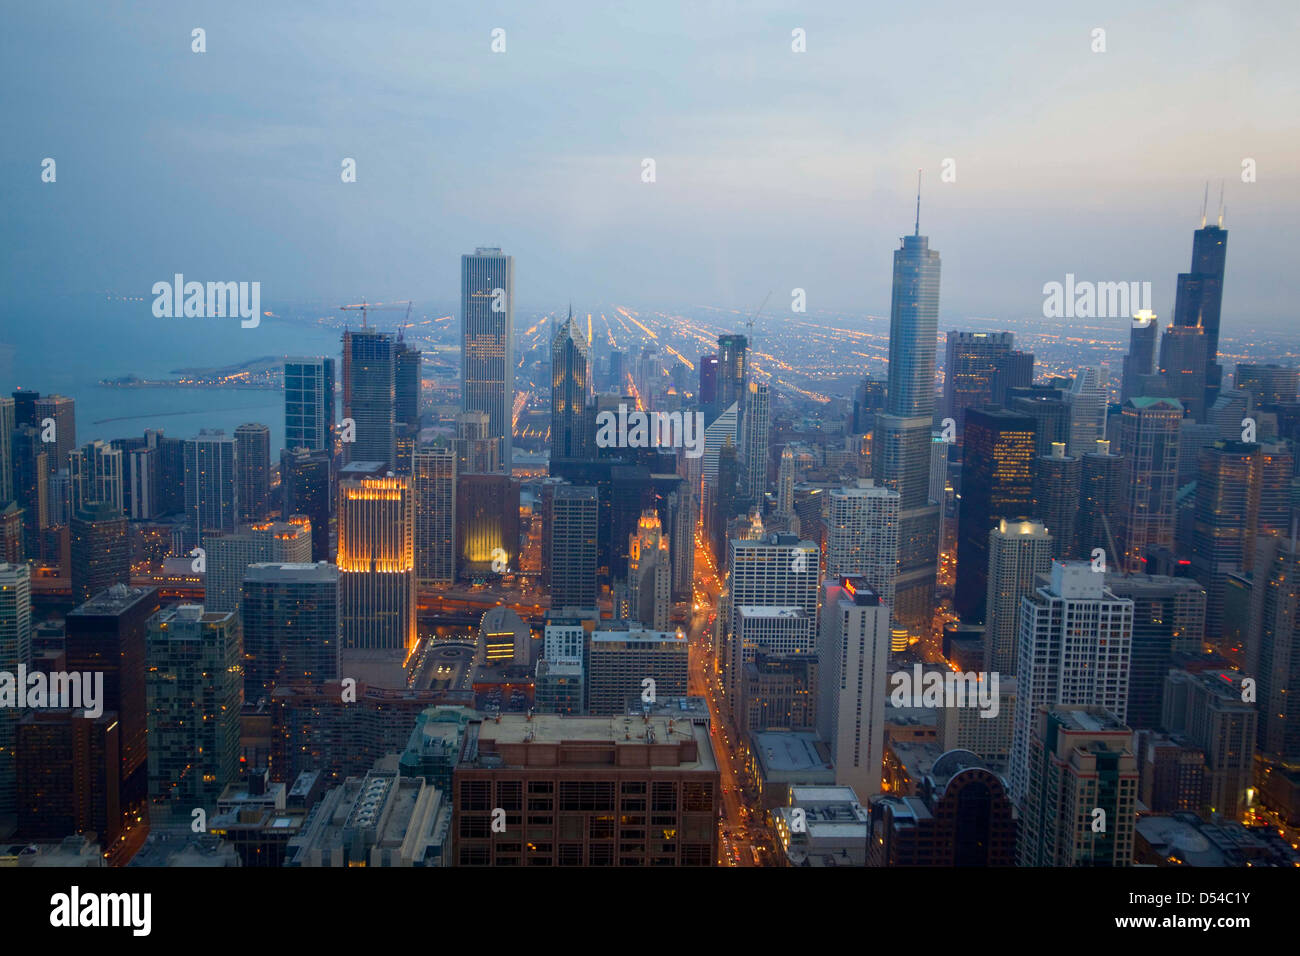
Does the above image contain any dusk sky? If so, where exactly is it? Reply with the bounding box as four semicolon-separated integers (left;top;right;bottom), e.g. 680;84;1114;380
5;0;1298;325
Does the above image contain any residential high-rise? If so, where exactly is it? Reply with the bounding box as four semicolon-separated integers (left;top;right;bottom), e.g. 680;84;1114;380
942;330;1014;443
184;429;239;543
413;445;457;587
1107;574;1207;731
548;485;599;610
337;465;415;654
241;561;340;702
10;426;48;556
281;447;332;561
1010;562;1134;804
1191;440;1293;636
461;247;515;471
126;445;158;520
68;439;124;516
551;308;591;461
234;423;271;521
738;381;770;502
1018;706;1137;867
817;578;891;804
204;518;313;615
1117;397;1183;572
69;501;130;604
0;561;32;816
955;407;1036;622
628;509;671;630
394;339;421;473
341;328;397;467
1033;443;1080;560
34;394;75;474
284;356;336;452
825;480;900;614
65;584;163;826
983;519;1053;675
145;604;242;819
874;217;942;633
1076;439;1124;560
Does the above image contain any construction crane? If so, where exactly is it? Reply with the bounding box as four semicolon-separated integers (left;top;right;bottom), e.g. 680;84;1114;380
746;290;772;342
338;300;412;329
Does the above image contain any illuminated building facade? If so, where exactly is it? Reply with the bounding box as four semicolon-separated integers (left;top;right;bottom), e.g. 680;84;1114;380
338;464;415;653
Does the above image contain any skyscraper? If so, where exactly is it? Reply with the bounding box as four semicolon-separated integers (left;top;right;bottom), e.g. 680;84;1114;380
1159;323;1210;422
34;394;75;475
1066;366;1109;458
1033;443;1081;560
1121;316;1159;404
342;329;397;467
281;447;332;561
1171;205;1228;410
145;604;242;819
461;247;514;471
68;439;124;516
817;578;891;804
205;518;313;615
456;473;519;580
548;485;599;610
874;207;942;633
1108;574;1206;731
69;501;130;604
1076;439;1124;560
284;356;336;452
983;519;1053;675
1010;563;1134;804
699;353;719;423
717;334;748;415
184;429;239;543
955;407;1036;622
942;330;1015;443
1249;535;1300;762
241;561;340;702
0;396;13;505
551;308;591;461
337;464;415;654
235;422;271;522
776;446;795;517
413;444;457;587
738;381;770;501
628;509;670;630
825;480;900;615
1117;397;1183;572
394;339;421;474
0;561;31;816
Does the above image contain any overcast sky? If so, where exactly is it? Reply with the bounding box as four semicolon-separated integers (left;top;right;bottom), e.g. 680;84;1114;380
5;0;1298;326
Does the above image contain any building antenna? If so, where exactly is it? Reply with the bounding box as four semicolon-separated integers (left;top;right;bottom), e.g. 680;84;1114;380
1200;181;1209;228
914;168;922;237
1217;180;1225;228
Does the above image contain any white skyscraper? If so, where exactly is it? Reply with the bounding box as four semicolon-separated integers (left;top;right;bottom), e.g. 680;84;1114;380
817;577;891;804
983;520;1054;675
724;533;820;704
1009;561;1134;805
776;446;795;516
1066;366;1109;458
825;480;900;616
739;381;771;501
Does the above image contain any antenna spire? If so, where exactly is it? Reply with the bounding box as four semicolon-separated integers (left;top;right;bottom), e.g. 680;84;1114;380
1200;181;1208;228
914;168;922;237
1217;180;1225;228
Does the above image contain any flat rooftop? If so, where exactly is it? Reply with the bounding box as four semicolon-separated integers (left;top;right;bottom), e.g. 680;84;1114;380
471;713;717;772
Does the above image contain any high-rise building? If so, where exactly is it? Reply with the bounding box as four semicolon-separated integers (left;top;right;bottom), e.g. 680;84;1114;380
1249;535;1300;762
15;712;121;851
454;411;500;475
776;446;795;516
874;217;942;634
0;503;22;565
1121;317;1159;404
68;439;124;516
413;445;457;587
942;330;1015;442
34;394;75;474
1235;363;1298;408
1161;668;1256;820
1159;323;1210;422
983;519;1053;675
394;339;422;474
825;480;899;614
1009;385;1070;458
1117;397;1183;572
235;423;272;521
184;429;239;543
284;356;336;452
586;625;688;716
1107;574;1207;730
455;473;518;579
628;509;671;630
717;334;748;416
1191;440;1293;636
461;247;514;471
547;485;599;610
1076;439;1124;560
955;407;1036;622
341;329;397;467
126;445;158;520
738;381;771;502
1018;706;1137;867
0;396;13;504
452;709;718;866
204;518;313;614
1033;443;1081;560
241;561;340;702
0;561;32;815
337;465;415;653
817;578;891;804
1171;211;1228;411
698;353;719;423
10;426;48;556
1010;562;1134;804
551;308;591;461
65;584;163;826
281;447;332;561
69;501;130;604
1066;366;1109;458
145;604;242;818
